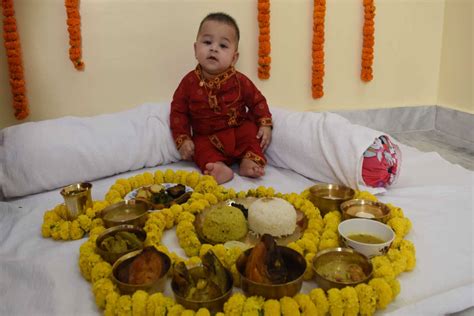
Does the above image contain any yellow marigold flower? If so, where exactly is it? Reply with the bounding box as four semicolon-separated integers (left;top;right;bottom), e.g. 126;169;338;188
321;229;338;240
297;237;317;254
398;239;416;271
237;191;247;199
388;278;400;299
79;252;102;281
116;294;132;315
105;189;121;203
386;249;407;275
131;290;148;316
279;296;300;315
77;214;92;231
104;291;120;316
341;287;359;316
199;244;213;257
50;223;62;240
110;183;126;197
294;293;317;316
143;172;154;185
355;283;376;316
79;240;95;255
324;210;341;222
369;277;393;309
194;178;218;194
355;191;377;201
41;220;53;238
54;204;68;219
164;169;176;183
215;313;225;316
328;288;344;316
146;292;165;315
89;226;106;240
134;174;146;187
303;253;315;280
224;247;243;268
292;196;305;210
373;262;395;281
230;264;241;287
154;170;164;184
92;278;116;309
287;242;304;255
44;209;61;222
386;204;404;219
60;221;71;240
181;310;196;316
307;219;324;232
243;295;265;315
263;299;281;315
116;178;132;194
223;293;246;315
185;171;200;187
186;256;202;267
91;261;112;283
91;218;105;229
318;238;339;250
203;192;218;204
309;288;329;316
167;304;186;316
387;217;411;238
196;308;211;316
128;176;139;190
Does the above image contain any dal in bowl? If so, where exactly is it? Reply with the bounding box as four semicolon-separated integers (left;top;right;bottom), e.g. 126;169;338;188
338;218;395;258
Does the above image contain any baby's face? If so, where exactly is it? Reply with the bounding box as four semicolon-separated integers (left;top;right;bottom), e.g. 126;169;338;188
194;20;239;79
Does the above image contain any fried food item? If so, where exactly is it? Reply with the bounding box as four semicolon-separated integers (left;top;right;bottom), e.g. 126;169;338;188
245;234;288;285
100;231;142;253
128;248;163;285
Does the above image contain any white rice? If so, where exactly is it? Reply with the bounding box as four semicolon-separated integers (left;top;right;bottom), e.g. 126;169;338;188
248;197;297;237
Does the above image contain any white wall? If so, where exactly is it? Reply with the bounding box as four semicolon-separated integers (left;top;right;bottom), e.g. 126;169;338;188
0;0;469;128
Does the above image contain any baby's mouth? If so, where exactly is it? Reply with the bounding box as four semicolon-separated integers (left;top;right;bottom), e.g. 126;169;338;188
208;56;218;62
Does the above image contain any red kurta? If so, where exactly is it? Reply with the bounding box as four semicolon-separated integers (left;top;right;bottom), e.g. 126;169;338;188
170;66;272;171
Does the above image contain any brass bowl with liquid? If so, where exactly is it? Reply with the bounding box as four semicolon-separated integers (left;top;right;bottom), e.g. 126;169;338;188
308;183;355;216
101;199;151;228
340;199;391;223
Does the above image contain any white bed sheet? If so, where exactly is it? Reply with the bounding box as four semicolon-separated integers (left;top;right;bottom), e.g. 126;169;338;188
0;145;473;316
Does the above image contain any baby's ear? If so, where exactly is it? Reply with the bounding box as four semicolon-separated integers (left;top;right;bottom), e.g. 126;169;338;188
194;42;198;59
232;51;240;65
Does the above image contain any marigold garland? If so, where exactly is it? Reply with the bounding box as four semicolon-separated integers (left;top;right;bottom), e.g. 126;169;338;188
257;0;271;79
65;0;84;70
312;0;326;99
361;0;376;82
74;169;416;315
1;0;29;120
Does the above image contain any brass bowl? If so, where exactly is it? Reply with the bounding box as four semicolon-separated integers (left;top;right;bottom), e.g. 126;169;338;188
236;246;306;299
312;247;373;291
111;247;171;294
171;266;233;314
308;183;355;216
341;199;391;223
101;200;151;228
95;225;146;264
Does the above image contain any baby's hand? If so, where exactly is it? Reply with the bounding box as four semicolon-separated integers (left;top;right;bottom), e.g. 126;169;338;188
179;139;195;161
257;126;272;152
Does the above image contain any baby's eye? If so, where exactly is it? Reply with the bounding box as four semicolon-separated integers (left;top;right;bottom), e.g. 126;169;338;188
220;44;228;49
203;40;211;45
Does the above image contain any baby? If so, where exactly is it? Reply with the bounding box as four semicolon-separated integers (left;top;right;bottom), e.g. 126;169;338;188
170;12;273;184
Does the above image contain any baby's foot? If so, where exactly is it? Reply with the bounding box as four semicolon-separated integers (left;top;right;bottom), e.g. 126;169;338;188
239;158;265;178
204;162;234;184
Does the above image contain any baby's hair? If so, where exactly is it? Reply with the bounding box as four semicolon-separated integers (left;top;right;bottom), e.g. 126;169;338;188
198;12;240;43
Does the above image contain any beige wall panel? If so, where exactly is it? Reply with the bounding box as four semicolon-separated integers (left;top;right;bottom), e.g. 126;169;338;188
0;0;447;127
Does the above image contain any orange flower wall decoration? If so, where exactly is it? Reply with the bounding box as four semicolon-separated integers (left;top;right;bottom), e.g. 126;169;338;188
361;0;375;82
312;0;326;99
257;0;271;79
1;0;29;120
65;0;84;70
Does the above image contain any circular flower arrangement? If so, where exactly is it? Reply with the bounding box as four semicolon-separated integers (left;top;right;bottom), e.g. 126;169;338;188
44;169;415;315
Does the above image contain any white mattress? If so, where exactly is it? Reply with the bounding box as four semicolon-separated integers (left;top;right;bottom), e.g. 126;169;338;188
0;144;473;316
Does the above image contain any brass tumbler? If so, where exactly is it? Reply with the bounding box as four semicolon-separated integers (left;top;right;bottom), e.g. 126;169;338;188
60;182;93;220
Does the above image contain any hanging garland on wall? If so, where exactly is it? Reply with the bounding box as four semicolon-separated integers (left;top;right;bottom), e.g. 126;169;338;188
257;0;271;79
65;0;84;70
361;0;375;82
1;0;29;120
312;0;326;99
